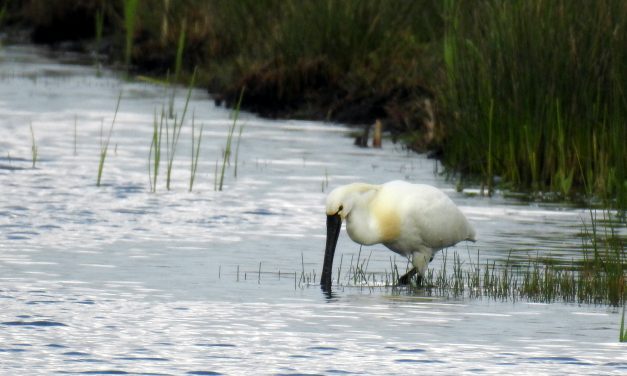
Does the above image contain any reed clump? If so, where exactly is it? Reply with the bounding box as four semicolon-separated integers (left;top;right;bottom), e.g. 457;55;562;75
440;0;627;204
327;245;624;307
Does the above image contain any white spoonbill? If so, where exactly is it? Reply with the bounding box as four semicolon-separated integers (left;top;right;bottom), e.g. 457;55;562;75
320;180;476;289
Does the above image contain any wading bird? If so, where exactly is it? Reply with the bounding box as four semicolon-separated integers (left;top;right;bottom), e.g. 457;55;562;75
321;180;476;290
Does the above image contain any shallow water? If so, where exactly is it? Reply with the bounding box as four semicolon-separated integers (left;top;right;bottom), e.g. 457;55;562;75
1;45;625;375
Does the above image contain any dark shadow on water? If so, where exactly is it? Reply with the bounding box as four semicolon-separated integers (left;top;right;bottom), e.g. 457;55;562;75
2;320;67;327
0;164;27;170
527;356;591;365
320;285;339;301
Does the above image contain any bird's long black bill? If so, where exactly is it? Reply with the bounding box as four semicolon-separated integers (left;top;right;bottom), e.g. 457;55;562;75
320;214;342;291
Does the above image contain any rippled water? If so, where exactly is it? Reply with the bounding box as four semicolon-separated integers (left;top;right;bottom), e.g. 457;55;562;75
1;45;625;375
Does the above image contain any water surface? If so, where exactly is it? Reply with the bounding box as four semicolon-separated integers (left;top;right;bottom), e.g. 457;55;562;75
1;45;625;375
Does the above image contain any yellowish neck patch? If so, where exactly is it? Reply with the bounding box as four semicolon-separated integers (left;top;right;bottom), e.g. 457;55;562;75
369;194;400;242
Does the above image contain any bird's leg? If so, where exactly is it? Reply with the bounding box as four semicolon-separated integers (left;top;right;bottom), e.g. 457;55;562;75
398;268;417;285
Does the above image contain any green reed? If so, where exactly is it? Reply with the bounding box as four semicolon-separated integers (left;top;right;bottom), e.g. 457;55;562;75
620;306;627;342
29;123;38;168
96;92;122;187
174;18;186;81
123;0;139;71
148;107;165;192
189;112;203;192
217;87;245;191
168;19;187;118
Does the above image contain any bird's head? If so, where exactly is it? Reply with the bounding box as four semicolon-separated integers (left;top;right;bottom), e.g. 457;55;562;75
325;185;353;220
325;183;375;219
321;183;377;292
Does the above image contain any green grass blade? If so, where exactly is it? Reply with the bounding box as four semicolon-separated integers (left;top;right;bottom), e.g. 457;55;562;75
97;91;122;187
218;86;245;191
620;306;626;342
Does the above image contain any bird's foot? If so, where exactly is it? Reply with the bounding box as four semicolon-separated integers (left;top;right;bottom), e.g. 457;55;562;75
397;268;424;286
398;268;417;285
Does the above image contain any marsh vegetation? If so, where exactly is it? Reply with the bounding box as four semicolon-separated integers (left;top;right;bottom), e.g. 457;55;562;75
3;0;625;206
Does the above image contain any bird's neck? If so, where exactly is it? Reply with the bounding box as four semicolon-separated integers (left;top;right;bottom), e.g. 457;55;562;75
345;191;382;245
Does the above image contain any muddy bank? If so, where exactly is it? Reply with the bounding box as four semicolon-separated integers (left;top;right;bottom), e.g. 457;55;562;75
216;58;439;150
